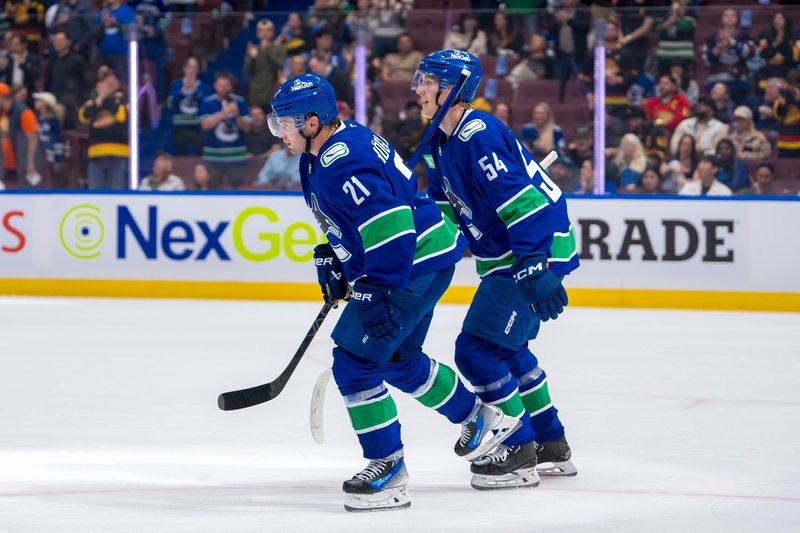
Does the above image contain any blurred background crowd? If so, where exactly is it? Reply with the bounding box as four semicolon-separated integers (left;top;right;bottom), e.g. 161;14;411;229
0;0;798;197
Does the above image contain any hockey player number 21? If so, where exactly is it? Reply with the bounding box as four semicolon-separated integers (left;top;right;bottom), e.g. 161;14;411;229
342;176;372;205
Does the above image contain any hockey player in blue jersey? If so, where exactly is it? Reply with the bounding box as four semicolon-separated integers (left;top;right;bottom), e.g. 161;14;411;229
411;50;580;489
268;73;521;512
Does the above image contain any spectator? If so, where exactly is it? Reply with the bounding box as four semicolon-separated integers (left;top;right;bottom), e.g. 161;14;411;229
369;0;412;59
714;138;749;192
608;133;648;192
96;0;135;81
624;106;668;164
643;73;690;132
12;84;27;105
307;0;349;46
192;162;220;191
574;158;614;195
666;61;699;107
757;12;797;82
709;82;733;124
5;0;46;43
280;54;308;85
730;106;770;162
256;141;301;189
738;162;779;196
308;53;353;107
605;108;627;153
488;11;524;57
756;76;786;133
32;92;65;170
581;17;638;119
130;0;167;99
78;66;128;189
344;1;378;52
661;133;697;193
139;153;185;191
508;34;555;91
0;82;38;188
168;56;209;156
520;102;566;160
381;33;422;82
392;100;424;161
566;126;593;169
308;27;346;71
671;96;728;155
43;30;87;129
637;166;663;195
443;12;487;57
493;101;511;128
679;155;732;196
654;0;695;69
200;73;252;189
616;0;657;71
337;100;353;121
276;12;312;57
245;104;276;156
46;0;96;60
702;8;754;100
245;19;287;111
0;33;41;107
365;82;384;135
547;0;590;103
774;70;800;158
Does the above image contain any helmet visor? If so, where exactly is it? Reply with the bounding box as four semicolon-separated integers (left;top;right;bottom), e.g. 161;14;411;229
267;112;304;137
410;70;444;92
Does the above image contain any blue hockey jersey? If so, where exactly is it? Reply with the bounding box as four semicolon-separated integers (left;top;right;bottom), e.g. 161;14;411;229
424;109;579;278
301;121;466;289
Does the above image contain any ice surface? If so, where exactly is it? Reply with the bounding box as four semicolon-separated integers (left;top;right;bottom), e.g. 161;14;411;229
1;297;798;532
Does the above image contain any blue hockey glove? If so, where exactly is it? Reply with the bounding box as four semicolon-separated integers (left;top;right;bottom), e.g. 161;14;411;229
313;244;349;304
512;251;568;322
351;281;399;340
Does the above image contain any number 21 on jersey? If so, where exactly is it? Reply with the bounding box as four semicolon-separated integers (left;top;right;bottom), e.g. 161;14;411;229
342;176;371;205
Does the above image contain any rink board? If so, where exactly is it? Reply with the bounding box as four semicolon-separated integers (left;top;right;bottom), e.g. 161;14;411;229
0;191;798;311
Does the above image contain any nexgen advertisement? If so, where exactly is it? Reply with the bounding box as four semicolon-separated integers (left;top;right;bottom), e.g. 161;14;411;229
1;193;798;310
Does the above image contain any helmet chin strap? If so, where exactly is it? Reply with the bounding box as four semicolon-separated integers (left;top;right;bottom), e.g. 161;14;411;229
302;120;324;154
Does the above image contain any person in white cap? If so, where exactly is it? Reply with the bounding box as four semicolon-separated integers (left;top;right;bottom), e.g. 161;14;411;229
33;92;66;166
730;105;771;162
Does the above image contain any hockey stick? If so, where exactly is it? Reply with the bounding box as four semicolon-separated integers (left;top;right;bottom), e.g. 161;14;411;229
406;67;472;170
218;301;334;411
309;150;559;442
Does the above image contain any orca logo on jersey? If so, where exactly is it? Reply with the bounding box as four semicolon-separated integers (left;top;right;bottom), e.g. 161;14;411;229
442;177;473;219
309;194;342;239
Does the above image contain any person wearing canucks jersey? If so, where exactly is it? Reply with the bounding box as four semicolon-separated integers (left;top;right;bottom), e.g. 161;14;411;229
268;73;520;513
412;50;580;489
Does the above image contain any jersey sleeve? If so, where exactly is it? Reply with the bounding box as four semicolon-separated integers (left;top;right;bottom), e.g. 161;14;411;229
324;156;417;289
463;125;559;259
422;150;457;225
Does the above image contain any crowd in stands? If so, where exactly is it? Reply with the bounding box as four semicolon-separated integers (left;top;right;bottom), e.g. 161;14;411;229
0;0;798;198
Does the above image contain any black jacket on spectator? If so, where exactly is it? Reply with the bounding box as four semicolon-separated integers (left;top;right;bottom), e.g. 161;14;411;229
44;50;88;129
546;8;590;67
49;0;97;59
0;51;41;104
324;66;354;108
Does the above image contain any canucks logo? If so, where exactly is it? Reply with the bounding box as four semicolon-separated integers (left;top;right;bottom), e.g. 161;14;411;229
310;193;342;239
442;177;483;240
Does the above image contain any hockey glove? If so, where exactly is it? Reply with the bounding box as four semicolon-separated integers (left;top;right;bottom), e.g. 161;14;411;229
313;243;349;304
352;281;399;340
512;251;568;322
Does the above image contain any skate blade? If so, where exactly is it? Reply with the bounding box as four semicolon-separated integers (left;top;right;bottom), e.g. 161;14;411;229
464;415;522;462
344;486;411;513
471;467;541;491
536;459;578;477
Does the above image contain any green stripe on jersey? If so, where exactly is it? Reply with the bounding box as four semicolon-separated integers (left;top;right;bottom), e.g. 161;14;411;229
413;217;460;265
496;185;549;229
491;390;526;418
520;379;552;414
436;201;457;224
358;206;415;252
474;250;515;277
550;227;578;263
413;362;458;409
347;394;398;433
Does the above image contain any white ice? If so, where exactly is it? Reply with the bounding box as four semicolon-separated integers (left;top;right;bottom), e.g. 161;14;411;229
1;297;798;533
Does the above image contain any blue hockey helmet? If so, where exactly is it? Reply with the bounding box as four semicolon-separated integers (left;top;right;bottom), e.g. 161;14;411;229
269;74;338;137
411;49;483;102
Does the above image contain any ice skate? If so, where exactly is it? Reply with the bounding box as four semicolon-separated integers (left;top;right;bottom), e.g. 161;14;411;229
454;402;521;462
343;450;411;512
470;442;540;490
535;436;577;477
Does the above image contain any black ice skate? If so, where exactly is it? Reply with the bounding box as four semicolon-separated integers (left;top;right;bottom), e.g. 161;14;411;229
343;449;411;512
470;442;541;490
454;402;521;462
535;436;578;477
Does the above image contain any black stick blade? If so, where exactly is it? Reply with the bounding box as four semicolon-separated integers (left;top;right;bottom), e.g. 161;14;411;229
218;383;277;411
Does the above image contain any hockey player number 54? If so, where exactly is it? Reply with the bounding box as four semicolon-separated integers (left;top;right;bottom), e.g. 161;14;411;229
342;176;371;205
515;140;562;203
479;153;508;181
